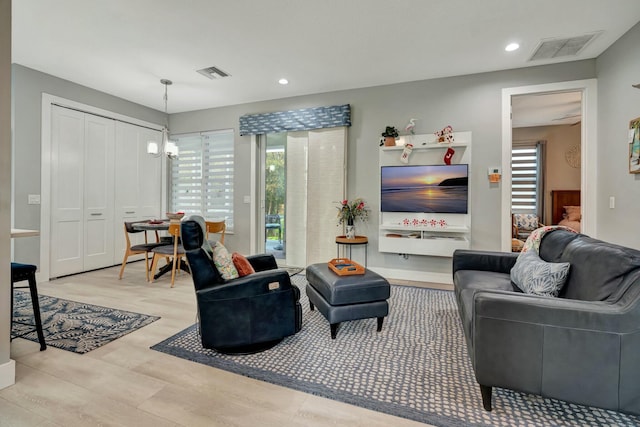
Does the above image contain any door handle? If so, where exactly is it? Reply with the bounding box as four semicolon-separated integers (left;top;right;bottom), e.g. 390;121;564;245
125;211;135;214
90;213;103;216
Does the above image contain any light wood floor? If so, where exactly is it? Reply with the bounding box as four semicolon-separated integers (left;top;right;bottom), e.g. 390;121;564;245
1;261;450;427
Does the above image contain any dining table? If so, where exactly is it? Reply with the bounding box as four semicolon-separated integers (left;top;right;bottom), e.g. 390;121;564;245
132;221;190;280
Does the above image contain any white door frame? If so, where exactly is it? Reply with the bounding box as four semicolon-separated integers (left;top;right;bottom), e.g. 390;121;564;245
40;94;163;280
501;79;598;252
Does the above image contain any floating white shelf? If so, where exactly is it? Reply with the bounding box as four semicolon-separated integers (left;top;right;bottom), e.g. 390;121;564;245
380;142;468;151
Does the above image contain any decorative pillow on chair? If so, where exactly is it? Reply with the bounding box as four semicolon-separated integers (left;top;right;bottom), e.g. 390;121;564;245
212;242;239;280
564;206;582;221
515;213;540;230
511;250;570;297
232;252;255;277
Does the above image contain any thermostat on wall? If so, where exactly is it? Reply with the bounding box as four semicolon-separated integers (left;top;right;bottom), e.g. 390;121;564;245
488;167;501;183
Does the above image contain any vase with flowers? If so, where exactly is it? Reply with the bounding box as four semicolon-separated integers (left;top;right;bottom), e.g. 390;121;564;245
336;198;370;239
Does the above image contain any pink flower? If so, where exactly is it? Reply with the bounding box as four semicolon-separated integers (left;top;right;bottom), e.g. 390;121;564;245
341;199;348;205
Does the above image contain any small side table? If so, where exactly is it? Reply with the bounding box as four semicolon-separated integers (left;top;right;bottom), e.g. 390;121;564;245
335;235;368;266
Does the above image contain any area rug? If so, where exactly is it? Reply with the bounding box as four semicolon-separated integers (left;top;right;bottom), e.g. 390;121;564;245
12;292;160;354
151;276;639;427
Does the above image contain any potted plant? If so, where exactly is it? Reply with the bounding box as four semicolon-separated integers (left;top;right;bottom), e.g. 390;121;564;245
336;198;370;239
381;126;399;147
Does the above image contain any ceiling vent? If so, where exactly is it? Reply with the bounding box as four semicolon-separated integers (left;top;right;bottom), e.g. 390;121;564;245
529;32;600;61
197;66;231;80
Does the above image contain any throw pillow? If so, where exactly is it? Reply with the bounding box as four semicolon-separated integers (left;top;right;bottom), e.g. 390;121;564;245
564;205;581;221
212;242;239;280
511;250;570;297
232;252;255;277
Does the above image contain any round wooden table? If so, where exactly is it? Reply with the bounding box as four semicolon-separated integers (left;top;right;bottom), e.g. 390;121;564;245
335;235;368;266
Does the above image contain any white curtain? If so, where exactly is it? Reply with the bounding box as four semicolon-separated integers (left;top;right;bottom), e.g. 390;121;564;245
286;127;346;266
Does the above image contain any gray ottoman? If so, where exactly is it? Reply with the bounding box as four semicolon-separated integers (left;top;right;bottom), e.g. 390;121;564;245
306;263;390;339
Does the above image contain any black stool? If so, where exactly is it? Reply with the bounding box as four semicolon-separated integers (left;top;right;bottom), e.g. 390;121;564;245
11;262;46;351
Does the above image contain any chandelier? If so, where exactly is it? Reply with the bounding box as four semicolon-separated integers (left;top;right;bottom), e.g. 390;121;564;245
147;79;179;159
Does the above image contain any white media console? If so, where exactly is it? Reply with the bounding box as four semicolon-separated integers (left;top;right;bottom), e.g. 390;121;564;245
378;131;472;257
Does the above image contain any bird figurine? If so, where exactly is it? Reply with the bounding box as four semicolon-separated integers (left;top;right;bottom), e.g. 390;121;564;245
404;118;416;135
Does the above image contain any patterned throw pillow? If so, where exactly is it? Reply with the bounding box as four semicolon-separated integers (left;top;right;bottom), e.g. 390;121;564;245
515;213;539;230
212;242;239;280
510;250;570;297
232;252;255;277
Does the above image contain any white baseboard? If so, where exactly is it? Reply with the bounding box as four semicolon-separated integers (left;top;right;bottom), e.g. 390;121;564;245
0;359;16;390
368;266;452;285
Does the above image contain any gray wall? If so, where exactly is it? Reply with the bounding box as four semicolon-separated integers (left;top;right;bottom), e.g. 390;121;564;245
596;21;640;249
12;64;167;266
171;60;596;275
1;0;12;381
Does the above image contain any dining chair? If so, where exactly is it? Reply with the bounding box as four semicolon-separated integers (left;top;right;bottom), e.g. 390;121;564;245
265;214;282;243
118;221;166;281
205;220;226;246
149;223;186;287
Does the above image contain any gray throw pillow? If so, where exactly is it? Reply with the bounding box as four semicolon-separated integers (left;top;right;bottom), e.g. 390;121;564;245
510;250;570;297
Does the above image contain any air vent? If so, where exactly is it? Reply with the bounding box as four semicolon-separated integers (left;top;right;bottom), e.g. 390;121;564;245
197;66;231;80
529;32;600;61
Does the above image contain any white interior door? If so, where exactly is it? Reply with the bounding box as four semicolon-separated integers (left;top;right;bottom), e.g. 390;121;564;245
50;106;85;277
114;122;162;262
83;114;115;270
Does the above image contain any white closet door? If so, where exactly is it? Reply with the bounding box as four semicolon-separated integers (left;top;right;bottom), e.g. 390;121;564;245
51;106;85;277
83;114;115;270
306;127;346;264
114;122;162;261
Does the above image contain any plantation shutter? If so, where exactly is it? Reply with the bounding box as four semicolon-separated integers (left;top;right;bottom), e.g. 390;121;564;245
170;129;234;230
511;140;545;217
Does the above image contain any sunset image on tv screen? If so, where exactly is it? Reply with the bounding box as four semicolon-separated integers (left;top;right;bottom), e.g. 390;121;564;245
380;164;468;213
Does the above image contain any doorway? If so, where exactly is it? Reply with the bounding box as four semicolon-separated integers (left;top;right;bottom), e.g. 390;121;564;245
510;91;583;246
501;79;598;252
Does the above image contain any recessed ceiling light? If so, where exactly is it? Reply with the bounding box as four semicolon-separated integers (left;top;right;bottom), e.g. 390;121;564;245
278;78;289;85
505;43;520;52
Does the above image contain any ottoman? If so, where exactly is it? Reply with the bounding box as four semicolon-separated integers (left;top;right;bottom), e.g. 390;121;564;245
306;263;390;339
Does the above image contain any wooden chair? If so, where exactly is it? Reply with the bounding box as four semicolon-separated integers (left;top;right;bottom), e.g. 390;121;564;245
118;221;165;281
205;220;226;245
149;223;186;288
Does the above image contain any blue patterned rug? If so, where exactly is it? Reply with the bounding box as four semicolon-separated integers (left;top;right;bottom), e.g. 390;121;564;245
12;292;160;354
151;275;639;427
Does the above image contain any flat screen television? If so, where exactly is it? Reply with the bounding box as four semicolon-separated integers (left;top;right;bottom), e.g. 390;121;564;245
380;164;468;213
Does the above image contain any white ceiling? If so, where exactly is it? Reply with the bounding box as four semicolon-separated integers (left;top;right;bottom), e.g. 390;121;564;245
11;0;640;115
512;91;583;128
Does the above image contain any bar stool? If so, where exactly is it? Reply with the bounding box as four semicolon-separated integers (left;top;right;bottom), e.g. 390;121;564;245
11;262;47;351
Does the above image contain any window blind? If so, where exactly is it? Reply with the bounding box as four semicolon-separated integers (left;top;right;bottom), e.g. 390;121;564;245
170;130;234;230
511;141;544;215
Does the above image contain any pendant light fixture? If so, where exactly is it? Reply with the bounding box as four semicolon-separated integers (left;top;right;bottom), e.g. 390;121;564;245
147;79;179;159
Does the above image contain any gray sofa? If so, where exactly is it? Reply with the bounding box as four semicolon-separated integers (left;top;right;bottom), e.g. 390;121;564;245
453;229;640;415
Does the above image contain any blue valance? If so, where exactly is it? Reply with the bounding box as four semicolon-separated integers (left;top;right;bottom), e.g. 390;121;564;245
239;104;351;136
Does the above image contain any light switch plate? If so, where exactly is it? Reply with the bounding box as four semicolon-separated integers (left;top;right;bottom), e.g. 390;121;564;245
28;194;41;205
243;195;251;204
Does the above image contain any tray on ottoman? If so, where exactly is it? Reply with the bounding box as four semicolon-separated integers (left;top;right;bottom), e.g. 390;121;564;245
306;263;390;339
328;258;365;276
